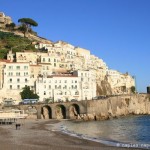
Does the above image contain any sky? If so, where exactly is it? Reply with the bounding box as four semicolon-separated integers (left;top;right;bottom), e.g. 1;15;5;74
0;0;150;92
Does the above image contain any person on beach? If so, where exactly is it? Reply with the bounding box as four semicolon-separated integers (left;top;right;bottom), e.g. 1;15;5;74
16;123;21;130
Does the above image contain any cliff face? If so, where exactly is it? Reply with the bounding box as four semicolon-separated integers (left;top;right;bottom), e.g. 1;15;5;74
85;94;150;120
96;77;112;96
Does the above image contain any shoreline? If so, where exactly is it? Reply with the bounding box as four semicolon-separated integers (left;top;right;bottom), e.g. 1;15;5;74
0;119;144;150
54;118;150;150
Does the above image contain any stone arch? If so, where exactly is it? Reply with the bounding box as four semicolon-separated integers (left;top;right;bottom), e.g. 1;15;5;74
41;105;52;119
69;104;80;119
55;105;66;119
26;106;37;114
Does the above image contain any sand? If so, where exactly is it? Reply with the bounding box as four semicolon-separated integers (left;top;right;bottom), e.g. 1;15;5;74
0;119;142;150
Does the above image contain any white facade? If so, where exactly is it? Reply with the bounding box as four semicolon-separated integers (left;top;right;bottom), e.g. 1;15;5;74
36;70;96;102
3;62;31;90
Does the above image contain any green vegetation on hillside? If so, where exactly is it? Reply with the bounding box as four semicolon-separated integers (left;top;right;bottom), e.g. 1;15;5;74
0;31;37;59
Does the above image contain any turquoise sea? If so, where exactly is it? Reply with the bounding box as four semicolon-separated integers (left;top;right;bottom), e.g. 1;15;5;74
58;115;150;149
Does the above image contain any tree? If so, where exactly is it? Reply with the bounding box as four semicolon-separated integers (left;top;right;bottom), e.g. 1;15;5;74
18;18;38;37
20;86;39;99
5;23;16;30
18;24;26;37
131;86;136;93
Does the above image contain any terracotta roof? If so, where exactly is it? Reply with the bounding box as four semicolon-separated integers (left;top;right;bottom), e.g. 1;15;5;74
0;59;10;63
47;75;78;78
30;65;42;67
6;62;29;64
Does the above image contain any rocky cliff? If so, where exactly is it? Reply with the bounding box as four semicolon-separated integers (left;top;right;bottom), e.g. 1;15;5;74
96;79;112;96
84;94;150;121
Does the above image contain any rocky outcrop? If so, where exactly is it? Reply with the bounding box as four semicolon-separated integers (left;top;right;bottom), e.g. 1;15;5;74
96;80;112;96
79;94;150;121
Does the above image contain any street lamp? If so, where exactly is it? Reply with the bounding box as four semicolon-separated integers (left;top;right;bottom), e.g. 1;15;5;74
133;75;137;93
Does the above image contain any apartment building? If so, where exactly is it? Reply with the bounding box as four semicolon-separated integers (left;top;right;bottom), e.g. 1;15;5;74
3;62;31;90
36;74;80;102
36;70;96;102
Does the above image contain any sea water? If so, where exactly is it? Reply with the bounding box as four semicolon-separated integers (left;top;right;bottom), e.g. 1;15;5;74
58;115;150;149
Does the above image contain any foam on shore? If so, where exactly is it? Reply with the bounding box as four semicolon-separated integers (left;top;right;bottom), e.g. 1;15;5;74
50;122;150;150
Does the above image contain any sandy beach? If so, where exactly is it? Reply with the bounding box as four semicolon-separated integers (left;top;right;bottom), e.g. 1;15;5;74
0;119;142;150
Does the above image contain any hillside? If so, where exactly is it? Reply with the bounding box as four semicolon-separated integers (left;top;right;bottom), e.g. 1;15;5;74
0;31;37;59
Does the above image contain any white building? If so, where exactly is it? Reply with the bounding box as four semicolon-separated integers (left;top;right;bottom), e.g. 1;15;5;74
36;70;96;102
3;62;31;90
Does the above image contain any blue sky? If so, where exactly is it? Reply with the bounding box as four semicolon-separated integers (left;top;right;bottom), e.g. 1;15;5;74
1;0;150;92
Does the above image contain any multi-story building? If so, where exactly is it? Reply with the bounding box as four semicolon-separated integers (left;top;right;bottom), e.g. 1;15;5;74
3;62;31;90
73;70;96;100
36;70;96;102
36;73;79;102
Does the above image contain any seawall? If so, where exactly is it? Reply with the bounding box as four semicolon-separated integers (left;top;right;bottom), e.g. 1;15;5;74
84;94;150;120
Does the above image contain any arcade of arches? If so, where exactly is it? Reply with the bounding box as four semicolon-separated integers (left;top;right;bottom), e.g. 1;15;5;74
40;104;80;119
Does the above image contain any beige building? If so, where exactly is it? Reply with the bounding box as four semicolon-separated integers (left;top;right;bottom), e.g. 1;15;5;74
0;12;12;28
107;70;135;94
0;60;10;89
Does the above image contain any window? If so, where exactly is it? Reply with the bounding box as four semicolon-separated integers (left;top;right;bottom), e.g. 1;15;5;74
44;91;46;95
24;66;28;70
9;72;13;76
54;63;56;67
64;80;67;83
49;85;51;89
9;78;12;83
25;78;27;83
43;58;45;62
24;72;28;76
17;78;20;83
48;58;50;62
10;85;12;89
55;85;57;89
16;66;20;70
75;91;79;95
17;85;20;89
75;80;77;83
16;72;20;76
9;66;13;70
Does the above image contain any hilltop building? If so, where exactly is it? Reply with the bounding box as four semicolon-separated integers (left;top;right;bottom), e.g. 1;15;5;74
0;12;12;28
